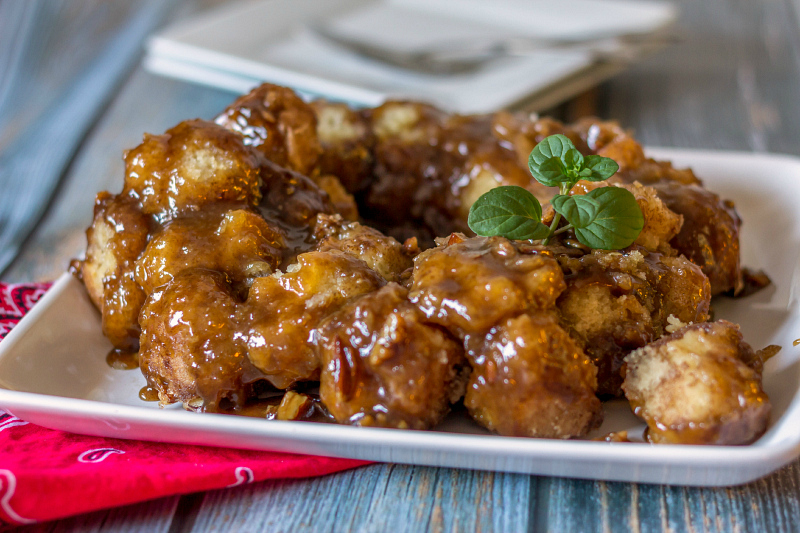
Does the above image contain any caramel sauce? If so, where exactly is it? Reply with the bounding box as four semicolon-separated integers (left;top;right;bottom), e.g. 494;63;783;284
77;84;762;441
229;396;283;419
106;349;139;370
735;268;772;298
222;394;335;423
139;386;160;402
593;431;631;443
68;259;83;279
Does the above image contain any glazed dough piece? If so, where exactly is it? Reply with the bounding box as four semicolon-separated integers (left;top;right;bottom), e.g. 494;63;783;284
258;159;335;229
489;112;579;168
215;83;321;176
311;101;374;194
408;235;566;338
569;119;646;173
244;250;385;389
440;113;553;225
570;182;684;254
493;114;696;185
569;118;702;186
566;119;742;294
87;117;272;348
364;103;555;243
318;284;466;429
138;269;262;411
651;181;744;295
311;175;359;221
571;121;742;294
557;247;711;396
622;182;683;253
622;320;771;445
620;158;702;187
215;87;358;222
134;205;285;295
122;120;262;223
407;235;599;436
464;314;602;438
139;250;386;408
314;214;412;283
82;193;149;350
363;101;451;236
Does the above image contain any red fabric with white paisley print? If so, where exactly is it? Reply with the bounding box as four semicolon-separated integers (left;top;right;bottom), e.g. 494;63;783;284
0;282;368;525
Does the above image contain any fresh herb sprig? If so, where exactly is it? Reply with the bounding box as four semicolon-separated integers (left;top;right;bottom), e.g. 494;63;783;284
467;134;644;250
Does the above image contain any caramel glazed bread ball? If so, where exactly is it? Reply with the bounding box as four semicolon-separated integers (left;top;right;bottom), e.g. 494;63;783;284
76;83;770;444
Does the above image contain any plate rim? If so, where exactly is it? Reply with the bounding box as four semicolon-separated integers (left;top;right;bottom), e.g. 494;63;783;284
2;147;800;486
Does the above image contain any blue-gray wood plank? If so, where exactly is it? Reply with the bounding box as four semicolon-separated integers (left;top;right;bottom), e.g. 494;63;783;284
0;0;175;275
185;466;530;532
4;0;800;531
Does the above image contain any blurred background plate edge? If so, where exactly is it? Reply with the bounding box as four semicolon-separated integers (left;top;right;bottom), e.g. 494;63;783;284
143;0;678;113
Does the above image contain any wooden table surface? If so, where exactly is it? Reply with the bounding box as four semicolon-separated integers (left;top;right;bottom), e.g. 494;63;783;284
3;0;800;531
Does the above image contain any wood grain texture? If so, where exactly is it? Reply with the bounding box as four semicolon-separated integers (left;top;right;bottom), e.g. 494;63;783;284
182;465;529;532
0;0;177;275
5;0;800;531
14;496;180;533
603;0;800;155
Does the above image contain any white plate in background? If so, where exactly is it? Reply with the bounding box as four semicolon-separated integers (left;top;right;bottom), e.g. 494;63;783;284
1;148;799;487
144;0;676;113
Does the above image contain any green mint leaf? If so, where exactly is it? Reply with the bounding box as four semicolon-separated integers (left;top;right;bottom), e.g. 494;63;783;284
582;155;620;182
467;186;550;240
573;187;644;250
537;157;568;186
563;148;584;173
528;134;576;186
551;194;599;229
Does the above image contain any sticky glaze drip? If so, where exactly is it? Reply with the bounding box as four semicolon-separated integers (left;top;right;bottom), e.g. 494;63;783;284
106;349;139;370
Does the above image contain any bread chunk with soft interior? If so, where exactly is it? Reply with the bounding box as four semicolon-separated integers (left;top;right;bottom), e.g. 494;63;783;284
122;120;262;223
215;83;321;176
82;193;149;350
556;246;711;396
311;101;374;194
408;235;566;339
625;182;684;253
363;101;450;238
464;313;602;438
318;283;466;429
622;320;770;445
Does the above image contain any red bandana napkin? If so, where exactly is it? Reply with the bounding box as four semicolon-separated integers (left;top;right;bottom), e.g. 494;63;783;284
0;282;368;526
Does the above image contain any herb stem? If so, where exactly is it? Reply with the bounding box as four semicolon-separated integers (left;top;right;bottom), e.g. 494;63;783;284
553;224;574;236
542;184;573;245
542;213;561;245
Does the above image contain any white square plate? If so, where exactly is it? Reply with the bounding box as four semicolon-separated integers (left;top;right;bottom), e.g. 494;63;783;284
144;0;676;113
1;148;799;487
